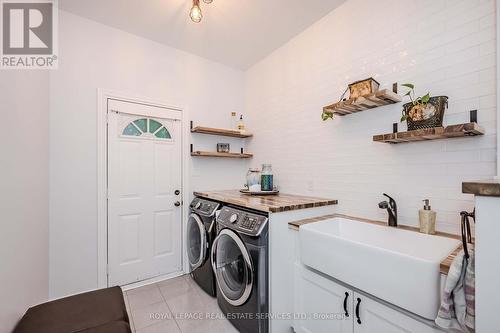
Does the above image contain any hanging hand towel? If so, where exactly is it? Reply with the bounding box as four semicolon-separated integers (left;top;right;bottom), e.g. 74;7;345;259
464;247;475;330
435;246;475;332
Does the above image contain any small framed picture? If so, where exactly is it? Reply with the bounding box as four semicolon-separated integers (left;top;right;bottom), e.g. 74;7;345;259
217;143;230;153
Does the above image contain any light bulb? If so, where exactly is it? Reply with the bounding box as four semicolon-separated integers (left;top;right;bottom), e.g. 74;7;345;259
203;0;213;3
190;0;203;23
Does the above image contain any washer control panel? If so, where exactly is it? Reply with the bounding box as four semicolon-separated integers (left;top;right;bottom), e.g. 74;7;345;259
190;198;220;217
217;206;268;236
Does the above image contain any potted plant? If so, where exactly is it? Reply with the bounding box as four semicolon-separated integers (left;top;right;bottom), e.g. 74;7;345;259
400;83;448;130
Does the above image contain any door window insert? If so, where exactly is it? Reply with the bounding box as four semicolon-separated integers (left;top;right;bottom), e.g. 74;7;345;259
122;118;172;139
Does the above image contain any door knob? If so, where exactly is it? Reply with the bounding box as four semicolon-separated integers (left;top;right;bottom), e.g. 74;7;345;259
175;190;180;195
174;201;181;207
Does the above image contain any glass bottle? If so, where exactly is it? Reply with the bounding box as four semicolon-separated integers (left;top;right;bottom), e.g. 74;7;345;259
230;112;237;130
261;164;273;191
237;115;246;132
246;168;261;191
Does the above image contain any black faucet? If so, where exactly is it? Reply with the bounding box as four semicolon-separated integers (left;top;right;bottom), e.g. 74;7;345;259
378;193;397;227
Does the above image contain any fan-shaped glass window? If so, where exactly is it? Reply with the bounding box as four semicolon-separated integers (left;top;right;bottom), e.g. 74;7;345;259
155;127;171;139
149;119;163;134
122;118;172;140
123;123;142;136
134;119;147;132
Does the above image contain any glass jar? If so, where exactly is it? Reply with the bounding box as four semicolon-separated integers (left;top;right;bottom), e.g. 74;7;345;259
261;164;273;191
246;168;261;190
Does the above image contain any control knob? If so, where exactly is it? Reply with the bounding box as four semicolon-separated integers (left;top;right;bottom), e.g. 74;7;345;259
229;213;238;223
195;202;202;209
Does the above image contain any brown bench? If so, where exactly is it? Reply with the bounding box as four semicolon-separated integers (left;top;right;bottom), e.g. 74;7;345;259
13;287;132;333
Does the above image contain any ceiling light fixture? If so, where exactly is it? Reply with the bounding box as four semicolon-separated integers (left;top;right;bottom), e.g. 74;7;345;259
189;0;213;23
189;0;202;23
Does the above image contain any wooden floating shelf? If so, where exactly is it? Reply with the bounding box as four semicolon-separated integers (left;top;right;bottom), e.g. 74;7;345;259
373;122;484;144
191;126;253;138
323;89;402;116
191;151;253;158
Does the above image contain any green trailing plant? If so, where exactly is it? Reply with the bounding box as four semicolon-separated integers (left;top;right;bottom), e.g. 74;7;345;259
322;111;333;121
322;87;349;121
400;83;431;121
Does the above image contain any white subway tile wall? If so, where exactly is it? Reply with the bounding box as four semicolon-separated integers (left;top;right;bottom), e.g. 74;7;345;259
245;0;496;234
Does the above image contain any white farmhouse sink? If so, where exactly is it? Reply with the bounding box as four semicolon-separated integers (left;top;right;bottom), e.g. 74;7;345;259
299;217;460;320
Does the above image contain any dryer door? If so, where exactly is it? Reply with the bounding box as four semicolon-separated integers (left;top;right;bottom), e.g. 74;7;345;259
187;213;206;270
211;229;253;306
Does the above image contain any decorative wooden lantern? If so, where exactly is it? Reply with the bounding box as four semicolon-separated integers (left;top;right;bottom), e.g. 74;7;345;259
348;77;380;99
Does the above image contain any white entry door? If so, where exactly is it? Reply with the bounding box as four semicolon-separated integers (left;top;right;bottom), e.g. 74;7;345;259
107;99;182;286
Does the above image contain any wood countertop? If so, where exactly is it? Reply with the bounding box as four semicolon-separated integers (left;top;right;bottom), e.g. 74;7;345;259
463;179;500;197
288;214;461;275
193;190;338;213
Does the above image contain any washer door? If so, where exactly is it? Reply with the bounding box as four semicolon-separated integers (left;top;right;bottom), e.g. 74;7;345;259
187;213;206;270
211;229;253;306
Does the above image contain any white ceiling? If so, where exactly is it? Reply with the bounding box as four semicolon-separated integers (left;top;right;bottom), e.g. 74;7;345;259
59;0;346;69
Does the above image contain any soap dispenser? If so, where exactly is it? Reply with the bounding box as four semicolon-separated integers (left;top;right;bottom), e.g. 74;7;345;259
419;199;436;234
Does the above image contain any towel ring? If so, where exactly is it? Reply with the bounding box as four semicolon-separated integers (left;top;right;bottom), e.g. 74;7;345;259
460;209;475;259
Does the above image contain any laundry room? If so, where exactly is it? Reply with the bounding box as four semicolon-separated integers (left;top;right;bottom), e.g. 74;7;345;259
1;0;499;333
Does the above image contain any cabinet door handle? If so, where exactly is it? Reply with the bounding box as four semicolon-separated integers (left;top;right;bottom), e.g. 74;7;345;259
343;292;349;317
355;297;362;324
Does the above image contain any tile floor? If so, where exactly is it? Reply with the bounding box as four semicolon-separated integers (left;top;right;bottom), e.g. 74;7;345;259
123;274;239;333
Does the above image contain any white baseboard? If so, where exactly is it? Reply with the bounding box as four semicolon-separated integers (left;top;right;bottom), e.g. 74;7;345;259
121;270;187;292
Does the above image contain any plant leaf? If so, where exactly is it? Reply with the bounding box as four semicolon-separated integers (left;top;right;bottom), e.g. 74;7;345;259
401;83;415;89
421;93;430;103
321;112;333;121
403;91;411;96
400;115;407;122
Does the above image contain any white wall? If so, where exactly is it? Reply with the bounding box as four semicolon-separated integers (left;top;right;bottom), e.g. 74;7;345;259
497;0;500;178
49;11;248;298
0;72;50;332
245;0;497;234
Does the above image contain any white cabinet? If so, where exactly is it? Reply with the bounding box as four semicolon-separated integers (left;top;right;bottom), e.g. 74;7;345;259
294;264;442;333
353;292;441;333
294;264;352;333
